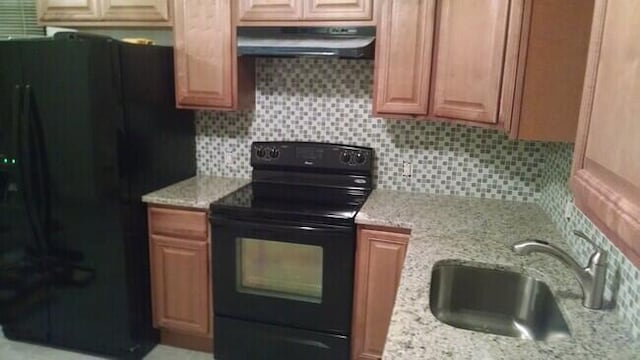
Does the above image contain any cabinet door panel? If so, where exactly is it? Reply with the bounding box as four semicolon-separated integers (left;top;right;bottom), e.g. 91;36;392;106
352;228;409;360
151;235;209;335
173;0;233;108
39;0;100;21
100;0;169;21
431;0;510;124
512;0;593;141
373;0;435;115
303;0;372;20
572;0;640;266
238;0;302;21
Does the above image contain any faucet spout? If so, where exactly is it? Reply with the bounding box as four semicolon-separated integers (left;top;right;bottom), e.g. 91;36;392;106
512;236;607;310
512;240;586;277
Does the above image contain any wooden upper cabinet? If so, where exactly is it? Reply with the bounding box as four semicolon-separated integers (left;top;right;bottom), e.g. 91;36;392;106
508;0;594;141
303;0;372;21
430;0;509;124
100;0;169;21
372;0;592;142
571;0;640;266
237;0;373;22
238;0;302;21
38;0;172;25
174;0;252;110
352;227;409;360
373;0;435;116
39;0;101;21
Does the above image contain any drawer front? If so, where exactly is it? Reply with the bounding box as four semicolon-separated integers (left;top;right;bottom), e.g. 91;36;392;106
149;207;208;240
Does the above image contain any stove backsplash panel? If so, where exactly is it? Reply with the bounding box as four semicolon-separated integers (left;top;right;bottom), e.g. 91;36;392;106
196;58;546;202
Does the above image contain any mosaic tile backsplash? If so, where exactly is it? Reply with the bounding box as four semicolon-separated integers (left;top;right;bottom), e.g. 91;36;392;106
538;143;640;338
196;57;639;338
196;58;546;201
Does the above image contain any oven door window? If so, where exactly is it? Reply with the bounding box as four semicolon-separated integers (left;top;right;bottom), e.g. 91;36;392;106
236;237;323;304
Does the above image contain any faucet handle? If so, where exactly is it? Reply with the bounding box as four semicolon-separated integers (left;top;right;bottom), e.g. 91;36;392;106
573;230;608;265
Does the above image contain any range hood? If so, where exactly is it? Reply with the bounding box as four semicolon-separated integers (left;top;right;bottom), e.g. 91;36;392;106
237;27;375;59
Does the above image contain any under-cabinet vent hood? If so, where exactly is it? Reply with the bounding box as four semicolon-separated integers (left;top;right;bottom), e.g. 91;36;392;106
237;27;375;59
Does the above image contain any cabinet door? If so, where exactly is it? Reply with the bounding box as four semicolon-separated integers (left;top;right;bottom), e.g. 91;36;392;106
571;0;640;266
431;0;510;124
303;0;372;20
173;0;233;108
373;0;436;116
509;0;593;141
238;0;302;21
352;228;409;360
100;0;170;22
38;0;101;21
151;235;210;335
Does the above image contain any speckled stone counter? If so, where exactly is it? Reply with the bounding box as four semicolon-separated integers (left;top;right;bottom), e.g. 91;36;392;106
142;175;249;210
357;189;640;360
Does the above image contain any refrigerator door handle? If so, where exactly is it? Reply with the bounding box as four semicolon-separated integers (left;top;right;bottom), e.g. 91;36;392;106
18;85;48;252
10;85;22;160
117;129;128;179
26;85;52;246
18;83;39;249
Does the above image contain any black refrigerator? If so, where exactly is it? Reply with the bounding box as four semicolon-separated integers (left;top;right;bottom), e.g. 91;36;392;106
0;34;195;359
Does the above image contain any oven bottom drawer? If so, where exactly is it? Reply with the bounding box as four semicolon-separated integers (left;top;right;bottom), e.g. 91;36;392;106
215;316;350;360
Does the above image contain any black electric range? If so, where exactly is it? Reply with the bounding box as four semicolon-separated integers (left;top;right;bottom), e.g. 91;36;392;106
210;141;373;360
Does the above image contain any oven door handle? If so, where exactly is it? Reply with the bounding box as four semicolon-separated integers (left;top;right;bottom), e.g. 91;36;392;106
211;216;352;233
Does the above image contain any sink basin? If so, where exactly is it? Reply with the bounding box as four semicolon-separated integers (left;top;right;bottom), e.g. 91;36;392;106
429;263;571;340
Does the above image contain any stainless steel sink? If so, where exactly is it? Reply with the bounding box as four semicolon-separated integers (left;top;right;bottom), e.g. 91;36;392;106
429;263;571;340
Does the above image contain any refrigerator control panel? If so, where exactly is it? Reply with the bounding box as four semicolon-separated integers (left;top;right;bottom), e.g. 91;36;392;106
0;154;17;168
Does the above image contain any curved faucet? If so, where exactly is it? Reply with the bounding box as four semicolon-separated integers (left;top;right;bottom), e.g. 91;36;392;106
512;230;608;309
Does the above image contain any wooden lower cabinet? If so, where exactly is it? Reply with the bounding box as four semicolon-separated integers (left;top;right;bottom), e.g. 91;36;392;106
352;226;410;360
151;235;209;334
148;206;212;352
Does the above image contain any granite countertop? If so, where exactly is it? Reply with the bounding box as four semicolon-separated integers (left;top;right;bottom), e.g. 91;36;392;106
357;189;640;360
141;175;249;209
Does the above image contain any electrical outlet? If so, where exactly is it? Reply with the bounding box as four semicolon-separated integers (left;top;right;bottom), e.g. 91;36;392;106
224;152;234;165
402;162;412;177
564;200;573;221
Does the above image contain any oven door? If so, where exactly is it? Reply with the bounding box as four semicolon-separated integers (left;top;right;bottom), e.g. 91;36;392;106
212;216;355;335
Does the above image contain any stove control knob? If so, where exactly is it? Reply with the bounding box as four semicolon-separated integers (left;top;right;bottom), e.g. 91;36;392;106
270;147;280;159
341;151;351;163
256;147;266;158
355;152;366;164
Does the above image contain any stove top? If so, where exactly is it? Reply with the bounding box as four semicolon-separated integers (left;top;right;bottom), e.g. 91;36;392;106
211;142;374;227
212;183;369;226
